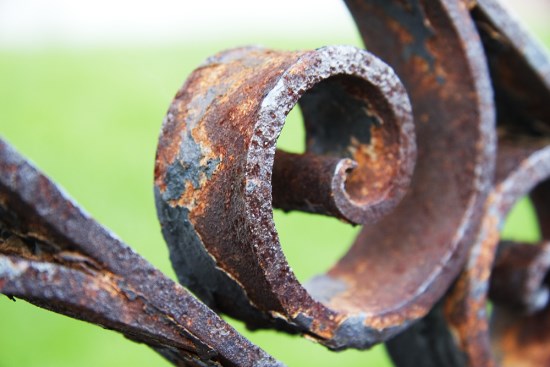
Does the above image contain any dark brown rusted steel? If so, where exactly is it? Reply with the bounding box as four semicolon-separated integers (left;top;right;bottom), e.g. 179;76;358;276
489;241;550;315
0;139;283;367
472;0;550;138
3;0;550;365
448;139;550;367
155;45;415;349
335;0;495;336
272;150;358;219
387;138;550;367
386;1;550;365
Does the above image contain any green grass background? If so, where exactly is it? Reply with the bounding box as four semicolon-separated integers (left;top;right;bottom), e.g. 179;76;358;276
0;28;549;366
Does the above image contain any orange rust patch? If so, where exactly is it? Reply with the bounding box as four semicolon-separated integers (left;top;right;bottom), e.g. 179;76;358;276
345;124;399;204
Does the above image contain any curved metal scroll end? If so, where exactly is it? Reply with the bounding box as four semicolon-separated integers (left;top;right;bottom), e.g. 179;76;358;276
0;139;284;367
340;0;495;339
418;2;550;366
449;141;550;367
490;241;550;315
473;0;550;138
155;44;415;349
386;136;550;367
489;241;550;367
286;58;416;225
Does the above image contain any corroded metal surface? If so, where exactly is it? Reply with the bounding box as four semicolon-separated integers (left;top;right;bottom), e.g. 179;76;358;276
489;241;550;315
490;241;550;367
387;139;550;367
386;1;550;366
0;140;283;367
154;0;498;351
342;0;495;332
2;0;550;366
443;141;550;367
155;45;417;349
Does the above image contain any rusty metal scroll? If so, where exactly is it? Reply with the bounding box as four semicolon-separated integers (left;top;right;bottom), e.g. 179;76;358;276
385;1;550;366
2;0;550;366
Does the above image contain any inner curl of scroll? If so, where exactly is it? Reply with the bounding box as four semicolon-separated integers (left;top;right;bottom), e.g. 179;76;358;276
272;74;415;225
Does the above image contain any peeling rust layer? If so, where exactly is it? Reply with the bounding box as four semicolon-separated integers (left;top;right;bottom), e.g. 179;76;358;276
0;139;283;367
155;45;416;349
386;1;550;365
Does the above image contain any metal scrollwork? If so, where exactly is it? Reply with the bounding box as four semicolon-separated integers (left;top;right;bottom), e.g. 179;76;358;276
2;0;550;366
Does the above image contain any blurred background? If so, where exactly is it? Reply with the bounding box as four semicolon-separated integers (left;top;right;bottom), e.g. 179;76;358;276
0;1;548;366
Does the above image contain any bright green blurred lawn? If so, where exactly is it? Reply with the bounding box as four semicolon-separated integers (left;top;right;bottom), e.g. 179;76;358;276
0;30;549;366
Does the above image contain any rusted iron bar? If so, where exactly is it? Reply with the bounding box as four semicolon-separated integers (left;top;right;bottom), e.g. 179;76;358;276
385;0;550;365
0;139;283;367
387;138;550;367
447;138;550;367
490;241;550;315
340;0;495;339
472;0;550;137
271;150;358;219
489;244;550;367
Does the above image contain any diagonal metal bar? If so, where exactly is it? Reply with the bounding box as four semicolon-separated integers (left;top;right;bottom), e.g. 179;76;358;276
0;138;284;367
